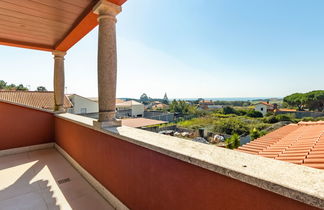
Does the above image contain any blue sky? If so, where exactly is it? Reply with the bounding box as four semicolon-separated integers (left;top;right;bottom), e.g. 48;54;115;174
1;0;324;99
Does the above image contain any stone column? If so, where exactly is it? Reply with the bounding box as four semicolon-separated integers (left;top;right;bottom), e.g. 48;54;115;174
52;50;66;112
93;0;122;127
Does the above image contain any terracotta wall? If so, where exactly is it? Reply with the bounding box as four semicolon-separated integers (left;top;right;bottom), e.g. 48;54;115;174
55;117;318;210
0;101;54;150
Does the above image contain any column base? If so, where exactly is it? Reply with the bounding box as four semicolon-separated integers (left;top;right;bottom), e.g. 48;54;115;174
54;105;65;112
93;119;122;129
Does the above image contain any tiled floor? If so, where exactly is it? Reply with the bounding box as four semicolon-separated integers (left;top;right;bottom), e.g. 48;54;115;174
0;148;114;210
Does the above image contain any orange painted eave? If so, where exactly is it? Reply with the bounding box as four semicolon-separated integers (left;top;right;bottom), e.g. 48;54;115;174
55;0;127;52
109;0;127;6
0;0;127;52
0;39;53;52
55;12;98;52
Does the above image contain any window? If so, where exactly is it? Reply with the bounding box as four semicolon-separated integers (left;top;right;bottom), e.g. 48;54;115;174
261;108;264;111
80;108;87;114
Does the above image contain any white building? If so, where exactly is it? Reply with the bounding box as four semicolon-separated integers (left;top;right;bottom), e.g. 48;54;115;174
67;94;98;114
254;102;274;116
116;100;144;117
68;95;144;118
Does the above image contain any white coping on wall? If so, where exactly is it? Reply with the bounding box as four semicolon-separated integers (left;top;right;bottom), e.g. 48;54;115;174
55;144;129;210
56;113;324;209
0;143;54;157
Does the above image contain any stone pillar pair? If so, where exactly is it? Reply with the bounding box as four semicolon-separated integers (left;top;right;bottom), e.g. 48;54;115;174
53;0;121;127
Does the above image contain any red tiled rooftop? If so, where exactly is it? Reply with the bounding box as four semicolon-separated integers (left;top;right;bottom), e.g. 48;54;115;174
236;121;324;170
257;102;274;107
0;91;72;111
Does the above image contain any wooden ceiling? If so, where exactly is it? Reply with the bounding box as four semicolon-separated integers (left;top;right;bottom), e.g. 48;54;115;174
0;0;127;52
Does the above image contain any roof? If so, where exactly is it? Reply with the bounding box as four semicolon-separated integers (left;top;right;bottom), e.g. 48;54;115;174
277;108;297;112
116;100;143;107
0;0;127;52
152;103;168;109
88;97;124;104
256;102;274;107
68;94;98;103
122;118;167;128
0;91;72;111
199;100;214;105
236;121;324;169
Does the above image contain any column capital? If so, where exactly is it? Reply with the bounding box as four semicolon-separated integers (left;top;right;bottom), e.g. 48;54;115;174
93;0;121;17
52;50;66;58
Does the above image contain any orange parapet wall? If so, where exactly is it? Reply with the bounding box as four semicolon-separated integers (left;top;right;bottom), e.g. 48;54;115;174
54;117;316;210
0;101;54;150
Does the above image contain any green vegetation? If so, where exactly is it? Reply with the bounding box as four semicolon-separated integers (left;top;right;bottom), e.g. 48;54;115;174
250;128;266;141
0;80;28;91
173;106;324;138
225;133;240;149
0;80;48;91
177;108;271;136
36;86;47;91
169;100;206;116
284;90;324;111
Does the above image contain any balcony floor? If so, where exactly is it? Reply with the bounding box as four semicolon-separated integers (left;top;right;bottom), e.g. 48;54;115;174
0;148;114;210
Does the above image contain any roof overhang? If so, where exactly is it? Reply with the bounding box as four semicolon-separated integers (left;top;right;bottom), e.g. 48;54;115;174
0;0;126;52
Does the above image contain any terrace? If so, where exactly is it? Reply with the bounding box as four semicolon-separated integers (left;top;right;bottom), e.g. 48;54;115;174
0;0;324;209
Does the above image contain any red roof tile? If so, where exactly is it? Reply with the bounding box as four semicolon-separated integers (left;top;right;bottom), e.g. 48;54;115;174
236;121;324;170
0;91;72;111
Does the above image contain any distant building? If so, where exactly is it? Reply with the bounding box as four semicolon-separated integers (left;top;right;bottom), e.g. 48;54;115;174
67;94;98;114
145;101;169;110
116;100;144;118
254;102;275;116
199;100;222;110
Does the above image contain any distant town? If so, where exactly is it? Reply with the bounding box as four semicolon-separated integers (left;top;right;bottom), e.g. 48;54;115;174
1;80;324;153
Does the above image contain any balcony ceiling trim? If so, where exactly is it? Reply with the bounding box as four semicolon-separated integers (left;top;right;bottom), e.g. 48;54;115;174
0;0;126;52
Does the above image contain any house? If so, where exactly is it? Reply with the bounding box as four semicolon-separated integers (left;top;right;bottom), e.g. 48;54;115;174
236;121;324;169
89;97;125;104
199;100;222;110
254;102;275;116
116;100;144;118
151;102;169;110
67;94;98;114
0;91;72;111
69;95;144;118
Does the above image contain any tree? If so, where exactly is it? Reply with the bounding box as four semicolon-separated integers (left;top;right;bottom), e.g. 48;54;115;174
16;84;28;91
0;80;7;89
284;91;324;112
36;86;47;91
250;128;261;140
225;133;240;149
5;84;16;90
214;118;249;135
169;100;199;115
246;110;263;118
304;90;324;112
222;106;237;115
163;93;169;104
283;93;305;111
139;93;149;102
